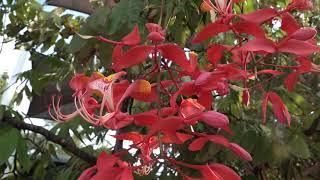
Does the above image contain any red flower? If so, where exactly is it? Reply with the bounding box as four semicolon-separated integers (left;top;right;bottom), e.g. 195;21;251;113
79;152;134;180
179;99;205;118
49;71;152;129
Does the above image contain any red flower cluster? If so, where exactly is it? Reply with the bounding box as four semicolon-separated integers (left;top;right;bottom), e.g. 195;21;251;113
49;0;319;179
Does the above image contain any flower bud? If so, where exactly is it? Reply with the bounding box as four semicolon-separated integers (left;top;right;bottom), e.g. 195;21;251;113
242;89;250;106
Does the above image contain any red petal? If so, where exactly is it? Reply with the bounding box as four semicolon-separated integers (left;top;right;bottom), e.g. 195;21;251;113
92;168;122;180
170;81;196;108
198;91;213;110
200;111;229;128
195;72;214;86
188;137;209;151
97;152;118;171
278;39;320;56
133;113;158;127
162;132;193;144
296;57;312;72
207;135;230;147
242;89;250;106
220;126;235;135
284;72;299;92
209;164;241;180
239;8;278;24
112;45;124;71
256;69;284;76
189;52;199;72
180;99;205;118
148;116;184;136
228;143;252;161
280;12;300;35
199;165;222;180
69;73;89;92
239;38;276;53
232;21;266;38
147;107;177;117
192;21;230;44
176;133;193;142
113;132;144;144
121;25;141;45
289;27;317;41
117;167;134;180
145;23;163;33
147;31;165;42
103;113;133;130
115;45;153;69
207;44;226;65
115;80;152;111
158;44;192;72
78;166;97;180
268;92;291;126
130;84;158;102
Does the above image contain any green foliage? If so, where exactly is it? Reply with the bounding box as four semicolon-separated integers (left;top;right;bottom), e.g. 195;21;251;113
0;125;19;165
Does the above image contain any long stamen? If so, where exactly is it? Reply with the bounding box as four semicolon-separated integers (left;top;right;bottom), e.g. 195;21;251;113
204;0;220;12
74;96;92;123
75;95;99;125
50;96;78;121
226;0;233;14
79;95;101;124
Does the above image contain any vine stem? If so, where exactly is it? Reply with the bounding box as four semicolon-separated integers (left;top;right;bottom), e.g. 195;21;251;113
152;44;165;157
158;0;165;26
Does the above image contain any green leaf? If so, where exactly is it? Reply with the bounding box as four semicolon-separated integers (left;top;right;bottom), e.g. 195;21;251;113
107;0;129;35
16;135;31;172
87;7;110;31
128;0;144;28
252;135;273;165
0;105;4;120
0;125;19;165
244;0;255;13
288;135;310;159
97;43;113;69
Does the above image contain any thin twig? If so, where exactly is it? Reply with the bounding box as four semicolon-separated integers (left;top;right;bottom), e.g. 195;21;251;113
1;117;96;165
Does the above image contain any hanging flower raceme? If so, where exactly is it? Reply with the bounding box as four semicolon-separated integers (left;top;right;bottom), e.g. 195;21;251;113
49;71;152;129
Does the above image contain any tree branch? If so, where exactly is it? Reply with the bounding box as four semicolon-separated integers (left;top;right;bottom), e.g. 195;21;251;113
1;117;96;165
46;0;117;14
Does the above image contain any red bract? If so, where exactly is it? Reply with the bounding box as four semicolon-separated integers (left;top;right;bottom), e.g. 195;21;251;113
145;23;165;42
239;37;320;56
113;43;193;72
262;92;291;126
170;159;241;180
188;134;252;161
179;99;205;118
192;19;266;44
79;152;134;180
242;89;250;106
286;0;313;11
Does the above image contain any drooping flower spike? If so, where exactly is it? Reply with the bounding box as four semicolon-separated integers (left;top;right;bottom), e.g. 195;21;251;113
49;71;152;129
